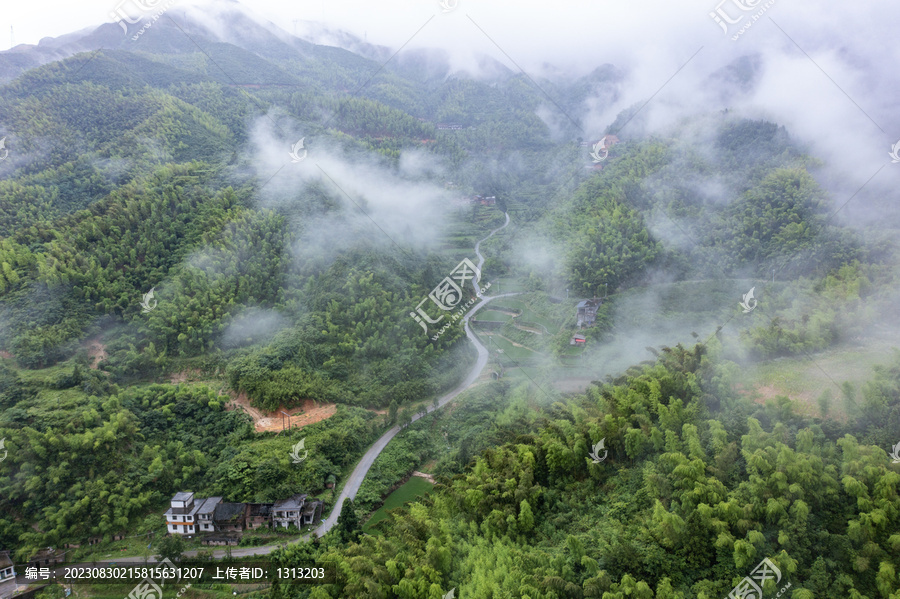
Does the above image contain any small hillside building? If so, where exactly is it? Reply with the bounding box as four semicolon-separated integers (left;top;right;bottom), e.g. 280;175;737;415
576;298;602;328
246;504;273;530
213;503;248;533
25;548;65;571
273;494;325;529
272;495;308;529
301;500;324;526
195;497;222;533
0;551;16;599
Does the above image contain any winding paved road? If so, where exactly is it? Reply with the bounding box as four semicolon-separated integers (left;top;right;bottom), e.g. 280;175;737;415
316;211;513;538
73;213;515;564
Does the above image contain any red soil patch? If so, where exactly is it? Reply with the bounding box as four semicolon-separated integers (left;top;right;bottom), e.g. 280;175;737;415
0;350;11;359
225;391;337;433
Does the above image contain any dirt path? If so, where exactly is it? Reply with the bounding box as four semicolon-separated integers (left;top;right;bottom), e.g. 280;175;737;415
489;308;522;316
486;331;544;353
412;471;436;484
225;391;337;433
513;322;544;334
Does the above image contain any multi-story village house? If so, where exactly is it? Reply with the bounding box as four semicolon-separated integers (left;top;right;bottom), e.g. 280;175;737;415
272;495;307;530
195;497;222;533
165;492;200;535
272;494;323;529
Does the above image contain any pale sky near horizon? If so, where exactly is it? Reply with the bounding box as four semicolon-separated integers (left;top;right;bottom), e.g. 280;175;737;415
3;0;900;186
3;0;892;73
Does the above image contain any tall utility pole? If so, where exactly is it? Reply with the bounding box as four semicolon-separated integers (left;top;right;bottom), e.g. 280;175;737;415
280;410;291;430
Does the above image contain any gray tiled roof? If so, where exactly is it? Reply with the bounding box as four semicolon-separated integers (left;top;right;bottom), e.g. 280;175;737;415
213;503;246;523
248;503;273;517
196;497;222;515
273;494;307;512
301;500;322;515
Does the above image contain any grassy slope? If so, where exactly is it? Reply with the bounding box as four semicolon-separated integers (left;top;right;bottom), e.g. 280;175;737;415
741;337;900;419
362;477;434;534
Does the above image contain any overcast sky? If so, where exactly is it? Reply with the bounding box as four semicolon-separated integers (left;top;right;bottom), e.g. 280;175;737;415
2;0;897;70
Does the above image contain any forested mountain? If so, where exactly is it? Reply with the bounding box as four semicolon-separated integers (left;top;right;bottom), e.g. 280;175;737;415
1;1;899;597
273;344;900;598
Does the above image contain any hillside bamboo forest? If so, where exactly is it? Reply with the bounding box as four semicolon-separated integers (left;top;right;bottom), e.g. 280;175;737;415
1;2;900;598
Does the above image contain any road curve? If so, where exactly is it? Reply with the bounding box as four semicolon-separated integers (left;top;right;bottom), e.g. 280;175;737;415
81;213;515;564
473;211;510;280
316;211;513;537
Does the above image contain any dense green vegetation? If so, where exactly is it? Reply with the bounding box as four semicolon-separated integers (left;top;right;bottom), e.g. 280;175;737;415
0;371;391;559
1;9;899;598
271;344;900;598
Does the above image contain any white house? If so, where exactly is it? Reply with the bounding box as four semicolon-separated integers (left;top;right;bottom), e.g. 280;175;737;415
165;492;200;535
